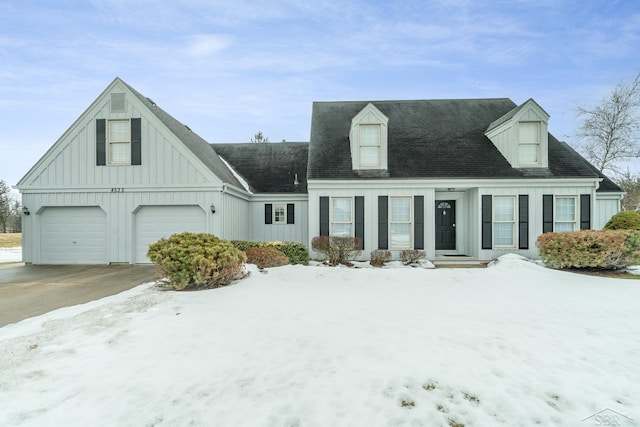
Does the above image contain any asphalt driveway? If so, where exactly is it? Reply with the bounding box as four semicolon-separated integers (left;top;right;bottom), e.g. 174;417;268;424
0;264;158;327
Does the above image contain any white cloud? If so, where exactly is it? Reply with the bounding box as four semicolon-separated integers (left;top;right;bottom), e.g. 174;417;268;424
184;34;231;57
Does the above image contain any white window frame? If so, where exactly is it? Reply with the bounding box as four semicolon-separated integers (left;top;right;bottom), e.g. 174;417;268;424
493;196;516;248
554;196;577;232
389;197;412;249
330;197;354;237
359;124;381;167
108;119;131;165
518;122;541;165
273;204;286;224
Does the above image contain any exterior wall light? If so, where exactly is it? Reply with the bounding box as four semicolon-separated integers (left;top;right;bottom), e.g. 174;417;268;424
210;204;216;214
23;206;30;215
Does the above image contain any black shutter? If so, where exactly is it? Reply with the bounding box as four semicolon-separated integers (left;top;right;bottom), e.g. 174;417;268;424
518;195;529;249
580;195;591;230
543;195;553;233
287;203;295;224
265;204;272;224
319;197;329;236
481;195;492;249
96;119;106;166
414;196;424;250
131;118;141;165
355;196;364;249
378;196;388;249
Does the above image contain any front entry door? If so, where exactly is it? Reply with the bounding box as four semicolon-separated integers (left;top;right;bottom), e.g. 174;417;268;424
435;200;456;250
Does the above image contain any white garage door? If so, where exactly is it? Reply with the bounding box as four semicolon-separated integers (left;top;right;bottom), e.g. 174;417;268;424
40;207;108;264
135;205;206;263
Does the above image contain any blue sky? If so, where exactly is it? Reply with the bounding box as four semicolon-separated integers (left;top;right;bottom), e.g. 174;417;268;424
1;0;639;191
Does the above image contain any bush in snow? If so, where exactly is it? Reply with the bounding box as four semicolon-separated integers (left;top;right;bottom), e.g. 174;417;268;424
536;229;640;270
604;210;640;230
370;249;391;267
245;247;289;268
229;240;309;265
400;250;425;266
147;232;246;290
311;236;362;266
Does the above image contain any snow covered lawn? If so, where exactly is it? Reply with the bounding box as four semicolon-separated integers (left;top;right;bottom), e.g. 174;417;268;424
1;255;639;426
0;247;21;263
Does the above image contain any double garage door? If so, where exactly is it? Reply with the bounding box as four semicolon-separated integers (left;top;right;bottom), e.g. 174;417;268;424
39;205;206;264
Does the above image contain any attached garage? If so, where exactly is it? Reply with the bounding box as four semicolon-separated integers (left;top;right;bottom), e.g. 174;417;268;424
40;207;108;264
134;205;207;263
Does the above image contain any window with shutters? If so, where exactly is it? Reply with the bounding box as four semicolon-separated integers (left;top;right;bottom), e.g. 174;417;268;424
555;196;577;232
330;197;353;237
389;197;412;248
108;119;131;165
493;196;516;247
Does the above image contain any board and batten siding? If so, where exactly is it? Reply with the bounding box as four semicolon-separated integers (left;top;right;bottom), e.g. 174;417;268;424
477;183;598;260
594;194;621;229
219;191;251;241
248;198;309;245
21;189;222;264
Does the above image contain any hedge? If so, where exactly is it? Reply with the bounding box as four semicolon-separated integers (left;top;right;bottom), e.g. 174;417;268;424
537;229;640;270
228;240;309;265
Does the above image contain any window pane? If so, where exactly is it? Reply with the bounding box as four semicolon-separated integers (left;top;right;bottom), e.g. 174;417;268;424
274;206;285;223
519;122;539;143
390;224;410;247
360;146;380;165
110;142;130;163
332;199;351;222
493;223;514;246
519;144;539;163
360;125;380;146
556;198;575;221
554;222;574;232
494;197;514;221
109;121;129;143
331;223;352;237
391;198;410;222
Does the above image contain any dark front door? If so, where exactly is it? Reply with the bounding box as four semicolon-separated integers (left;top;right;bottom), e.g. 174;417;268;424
435;200;456;250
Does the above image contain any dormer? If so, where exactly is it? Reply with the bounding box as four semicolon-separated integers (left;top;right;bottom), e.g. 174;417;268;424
349;103;389;170
485;98;550;168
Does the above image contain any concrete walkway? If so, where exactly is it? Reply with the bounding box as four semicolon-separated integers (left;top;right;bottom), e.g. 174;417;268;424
0;264;158;327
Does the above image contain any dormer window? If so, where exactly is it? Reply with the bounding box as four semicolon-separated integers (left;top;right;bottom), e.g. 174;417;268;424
359;125;381;166
518;122;540;165
349;103;388;170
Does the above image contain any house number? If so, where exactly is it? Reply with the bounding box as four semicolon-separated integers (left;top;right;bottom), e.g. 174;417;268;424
111;188;125;193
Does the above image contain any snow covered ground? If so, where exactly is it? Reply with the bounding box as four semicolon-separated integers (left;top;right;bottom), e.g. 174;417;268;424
1;255;639;427
0;247;21;263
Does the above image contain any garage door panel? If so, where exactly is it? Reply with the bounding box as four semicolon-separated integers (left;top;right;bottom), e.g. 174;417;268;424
135;205;206;263
41;207;107;264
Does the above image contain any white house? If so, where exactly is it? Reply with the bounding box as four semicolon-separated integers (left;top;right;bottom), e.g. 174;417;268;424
17;78;623;264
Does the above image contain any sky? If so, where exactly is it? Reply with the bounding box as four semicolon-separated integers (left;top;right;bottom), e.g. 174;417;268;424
1;0;639;193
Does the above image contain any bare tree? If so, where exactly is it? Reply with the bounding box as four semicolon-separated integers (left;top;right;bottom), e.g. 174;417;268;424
576;72;640;176
617;170;640;212
251;131;270;143
0;180;11;233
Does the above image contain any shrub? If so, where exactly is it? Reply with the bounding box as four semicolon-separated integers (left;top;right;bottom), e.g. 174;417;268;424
604;210;640;230
370;249;391;267
537;229;640;270
400;249;425;266
228;240;309;265
147;232;246;290
245;246;289;268
311;236;362;266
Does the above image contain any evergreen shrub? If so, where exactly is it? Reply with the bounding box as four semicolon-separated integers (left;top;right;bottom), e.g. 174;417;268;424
245;246;289;268
400;250;425;266
229;240;309;265
537;229;640;270
147;232;246;290
604;210;640;230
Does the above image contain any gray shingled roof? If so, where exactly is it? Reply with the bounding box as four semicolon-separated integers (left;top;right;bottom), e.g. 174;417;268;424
308;99;622;192
213;143;309;193
121;79;243;189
